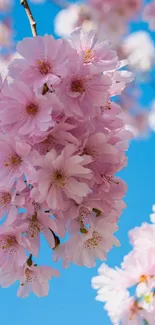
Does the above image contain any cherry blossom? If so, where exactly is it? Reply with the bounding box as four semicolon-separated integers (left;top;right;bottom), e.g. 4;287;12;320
0;135;34;186
31;144;93;210
0;80;54;137
17;263;59;298
0;223;30;270
9;35;74;88
92;206;155;324
0;261;59;298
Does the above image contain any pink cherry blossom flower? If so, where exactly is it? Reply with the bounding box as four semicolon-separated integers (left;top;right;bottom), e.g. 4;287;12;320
64;193;104;233
0;184;23;219
20;211;64;257
0;186;12;218
0;223;30;270
53;217;119;267
0;135;34;186
69;28;118;71
31;144;92;210
17;263;59;298
121;250;155;289
8;35;74;88
55;62;111;119
0;80;54;137
107;66;134;97
0;261;59;298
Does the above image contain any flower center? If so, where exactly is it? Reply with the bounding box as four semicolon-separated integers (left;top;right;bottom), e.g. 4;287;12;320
0;192;11;207
139;275;147;283
71;79;85;93
24;268;36;283
26;102;38;115
84;231;102;249
53;170;66;187
4;153;22;169
37;60;52;75
84;49;94;63
32;201;42;212
1;236;17;250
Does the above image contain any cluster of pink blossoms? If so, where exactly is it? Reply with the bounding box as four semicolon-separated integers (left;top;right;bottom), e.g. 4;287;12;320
0;27;132;297
88;0;142;41
54;0;155;138
55;0;142;44
92;206;155;325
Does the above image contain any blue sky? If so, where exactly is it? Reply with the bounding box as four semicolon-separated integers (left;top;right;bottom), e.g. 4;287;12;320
1;1;155;324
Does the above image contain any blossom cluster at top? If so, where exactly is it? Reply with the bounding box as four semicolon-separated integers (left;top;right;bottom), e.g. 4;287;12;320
0;27;132;297
54;0;155;138
55;0;142;43
92;206;155;325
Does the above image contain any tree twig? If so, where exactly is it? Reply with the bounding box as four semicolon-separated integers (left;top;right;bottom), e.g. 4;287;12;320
20;0;37;37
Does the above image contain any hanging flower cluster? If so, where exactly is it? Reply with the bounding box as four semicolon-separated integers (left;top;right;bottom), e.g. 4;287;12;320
54;0;155;139
0;26;132;297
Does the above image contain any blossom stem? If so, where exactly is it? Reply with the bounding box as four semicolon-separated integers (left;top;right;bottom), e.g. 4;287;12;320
50;229;60;250
42;83;49;95
20;0;37;37
27;254;33;267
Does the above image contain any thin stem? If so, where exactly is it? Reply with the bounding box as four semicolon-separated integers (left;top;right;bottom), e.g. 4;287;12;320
27;254;33;267
20;0;37;37
50;229;60;249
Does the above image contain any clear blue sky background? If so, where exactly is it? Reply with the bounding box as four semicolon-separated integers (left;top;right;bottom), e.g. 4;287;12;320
0;1;155;324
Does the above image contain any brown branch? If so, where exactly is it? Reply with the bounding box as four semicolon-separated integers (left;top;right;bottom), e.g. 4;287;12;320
20;0;37;37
